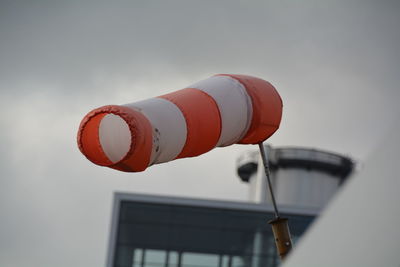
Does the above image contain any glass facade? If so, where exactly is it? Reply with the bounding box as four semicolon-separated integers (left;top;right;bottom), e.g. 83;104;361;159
110;197;314;267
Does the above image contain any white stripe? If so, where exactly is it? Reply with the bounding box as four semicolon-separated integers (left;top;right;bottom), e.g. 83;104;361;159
99;114;132;163
189;76;253;146
125;98;187;164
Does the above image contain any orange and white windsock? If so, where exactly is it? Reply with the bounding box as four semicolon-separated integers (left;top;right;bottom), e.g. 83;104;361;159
77;74;283;172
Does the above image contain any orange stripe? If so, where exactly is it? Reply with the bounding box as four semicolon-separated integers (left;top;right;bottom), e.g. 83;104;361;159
78;112;113;166
218;74;283;144
77;105;153;172
159;88;221;158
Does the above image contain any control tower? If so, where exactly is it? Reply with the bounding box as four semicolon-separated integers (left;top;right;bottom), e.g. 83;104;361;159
237;145;353;210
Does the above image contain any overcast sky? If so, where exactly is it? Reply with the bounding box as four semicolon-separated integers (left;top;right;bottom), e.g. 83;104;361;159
1;1;399;267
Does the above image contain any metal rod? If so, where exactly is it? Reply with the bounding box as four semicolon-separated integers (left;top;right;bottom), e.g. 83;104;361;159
258;142;280;218
258;143;293;260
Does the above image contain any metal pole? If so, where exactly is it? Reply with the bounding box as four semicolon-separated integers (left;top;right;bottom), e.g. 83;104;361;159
258;143;279;218
258;142;293;260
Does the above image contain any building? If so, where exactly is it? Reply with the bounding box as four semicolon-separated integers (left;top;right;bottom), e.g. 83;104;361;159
237;145;353;209
282;122;400;266
107;146;353;267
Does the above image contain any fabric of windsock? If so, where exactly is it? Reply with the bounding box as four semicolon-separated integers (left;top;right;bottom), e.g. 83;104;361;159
77;74;283;172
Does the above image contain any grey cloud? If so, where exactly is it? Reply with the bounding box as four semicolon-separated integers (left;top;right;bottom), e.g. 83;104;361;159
0;1;399;266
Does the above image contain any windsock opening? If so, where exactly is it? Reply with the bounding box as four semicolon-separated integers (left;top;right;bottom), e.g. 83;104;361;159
99;114;131;163
77;105;153;172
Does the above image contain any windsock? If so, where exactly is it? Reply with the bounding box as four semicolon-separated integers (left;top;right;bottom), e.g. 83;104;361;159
77;74;283;172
